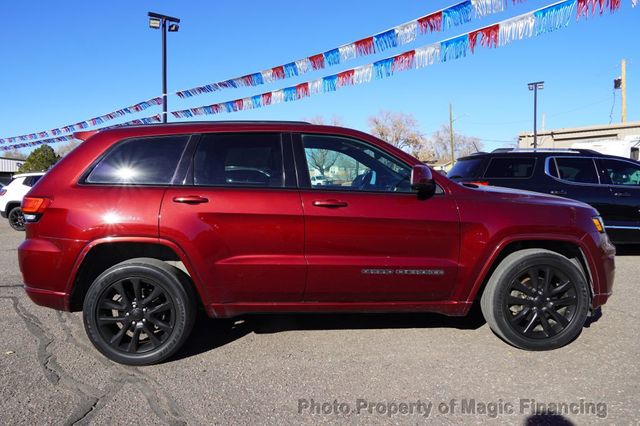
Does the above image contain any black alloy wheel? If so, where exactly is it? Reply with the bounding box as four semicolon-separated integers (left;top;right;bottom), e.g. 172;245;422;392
96;277;176;354
481;249;590;351
503;266;578;339
8;207;25;231
83;258;196;365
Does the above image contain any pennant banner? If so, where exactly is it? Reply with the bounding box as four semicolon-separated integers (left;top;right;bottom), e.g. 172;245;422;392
171;0;620;120
0;97;162;145
174;0;523;99
0;115;162;152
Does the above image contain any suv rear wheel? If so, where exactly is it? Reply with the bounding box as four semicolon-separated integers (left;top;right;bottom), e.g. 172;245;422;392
8;206;25;231
480;249;590;350
83;258;196;365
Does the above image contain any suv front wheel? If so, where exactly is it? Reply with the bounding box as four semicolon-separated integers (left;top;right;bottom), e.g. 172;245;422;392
481;249;590;351
83;258;196;365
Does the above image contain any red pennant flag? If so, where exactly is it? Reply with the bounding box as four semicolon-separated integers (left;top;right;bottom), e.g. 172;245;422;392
296;82;310;98
308;54;325;70
418;12;442;34
354;37;375;56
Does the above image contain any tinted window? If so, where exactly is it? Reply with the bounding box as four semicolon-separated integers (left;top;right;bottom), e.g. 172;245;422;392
194;133;284;187
484;157;535;178
302;134;412;193
554;158;599;184
86;136;189;185
23;175;42;187
600;159;640;186
448;158;484;179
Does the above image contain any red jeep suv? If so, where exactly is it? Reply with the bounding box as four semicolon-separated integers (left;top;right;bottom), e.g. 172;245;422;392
18;122;615;365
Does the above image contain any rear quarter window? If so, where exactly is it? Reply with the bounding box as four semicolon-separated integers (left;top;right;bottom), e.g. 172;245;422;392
85;135;190;185
447;157;485;179
484;157;536;178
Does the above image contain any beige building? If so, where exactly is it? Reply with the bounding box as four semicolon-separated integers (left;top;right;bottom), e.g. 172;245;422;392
518;121;640;149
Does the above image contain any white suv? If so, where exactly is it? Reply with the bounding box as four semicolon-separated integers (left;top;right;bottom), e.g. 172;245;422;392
0;172;45;231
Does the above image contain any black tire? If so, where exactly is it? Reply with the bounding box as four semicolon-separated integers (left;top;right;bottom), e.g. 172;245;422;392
83;258;196;365
480;249;590;351
8;206;25;231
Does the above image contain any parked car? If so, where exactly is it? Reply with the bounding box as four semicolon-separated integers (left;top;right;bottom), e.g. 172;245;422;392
19;122;614;365
448;148;640;245
0;172;45;231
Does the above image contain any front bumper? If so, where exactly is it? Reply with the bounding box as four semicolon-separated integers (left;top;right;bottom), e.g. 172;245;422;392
0;209;7;219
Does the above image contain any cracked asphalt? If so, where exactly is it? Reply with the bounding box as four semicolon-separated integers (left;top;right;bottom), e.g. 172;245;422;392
1;220;638;425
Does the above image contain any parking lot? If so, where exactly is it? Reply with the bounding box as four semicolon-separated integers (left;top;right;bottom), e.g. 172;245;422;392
0;219;638;425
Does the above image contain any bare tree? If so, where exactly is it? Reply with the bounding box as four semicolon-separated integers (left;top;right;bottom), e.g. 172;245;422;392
56;140;81;157
423;125;482;162
367;111;427;157
1;149;27;160
306;115;344;126
307;149;339;177
305;116;344;177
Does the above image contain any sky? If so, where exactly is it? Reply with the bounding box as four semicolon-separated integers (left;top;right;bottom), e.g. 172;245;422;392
0;0;638;155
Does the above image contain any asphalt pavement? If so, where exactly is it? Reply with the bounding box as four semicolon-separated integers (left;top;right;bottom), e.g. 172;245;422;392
0;219;638;425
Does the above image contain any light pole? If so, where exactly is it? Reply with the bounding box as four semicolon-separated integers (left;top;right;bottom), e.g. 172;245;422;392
528;81;544;149
148;12;180;123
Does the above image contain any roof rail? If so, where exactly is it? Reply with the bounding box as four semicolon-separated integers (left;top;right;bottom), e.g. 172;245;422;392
491;148;601;155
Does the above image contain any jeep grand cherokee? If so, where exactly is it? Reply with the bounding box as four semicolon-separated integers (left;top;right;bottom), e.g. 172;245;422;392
18;122;615;365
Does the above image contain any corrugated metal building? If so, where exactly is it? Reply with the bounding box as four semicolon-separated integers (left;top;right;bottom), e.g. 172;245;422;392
0;157;24;185
518;121;640;149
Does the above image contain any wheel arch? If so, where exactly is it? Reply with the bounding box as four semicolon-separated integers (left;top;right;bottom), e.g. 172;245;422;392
67;237;208;312
466;237;594;307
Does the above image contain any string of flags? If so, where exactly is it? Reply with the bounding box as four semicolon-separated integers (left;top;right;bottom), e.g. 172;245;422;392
1;115;162;151
172;0;619;120
1;0;634;152
0;97;162;146
174;0;526;99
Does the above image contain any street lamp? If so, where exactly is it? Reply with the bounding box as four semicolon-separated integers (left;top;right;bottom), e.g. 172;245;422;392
148;12;180;123
528;81;544;149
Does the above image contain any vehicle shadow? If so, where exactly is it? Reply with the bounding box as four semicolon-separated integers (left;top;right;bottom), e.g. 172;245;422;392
171;305;487;361
524;412;575;425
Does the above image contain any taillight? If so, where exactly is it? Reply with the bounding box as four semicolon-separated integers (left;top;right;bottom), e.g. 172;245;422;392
22;197;50;214
468;181;490;186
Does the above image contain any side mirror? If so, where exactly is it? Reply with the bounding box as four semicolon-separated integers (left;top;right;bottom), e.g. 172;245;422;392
411;165;436;199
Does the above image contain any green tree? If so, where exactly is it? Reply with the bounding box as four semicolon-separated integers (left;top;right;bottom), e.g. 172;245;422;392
18;145;60;172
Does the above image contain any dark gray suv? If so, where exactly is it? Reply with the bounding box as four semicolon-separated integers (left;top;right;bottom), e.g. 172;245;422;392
448;148;640;245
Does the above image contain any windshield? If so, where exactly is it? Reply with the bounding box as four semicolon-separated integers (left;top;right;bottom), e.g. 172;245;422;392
447;158;485;179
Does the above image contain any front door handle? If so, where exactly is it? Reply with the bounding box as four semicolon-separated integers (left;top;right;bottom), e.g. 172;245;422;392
613;192;631;197
312;199;348;208
550;190;567;195
173;195;209;204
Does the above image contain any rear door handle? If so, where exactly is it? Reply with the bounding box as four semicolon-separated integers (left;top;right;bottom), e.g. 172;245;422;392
613;192;631;197
312;199;348;208
550;190;567;195
173;195;209;204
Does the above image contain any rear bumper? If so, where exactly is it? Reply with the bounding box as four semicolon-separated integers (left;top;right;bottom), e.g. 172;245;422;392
0;210;6;218
19;236;85;311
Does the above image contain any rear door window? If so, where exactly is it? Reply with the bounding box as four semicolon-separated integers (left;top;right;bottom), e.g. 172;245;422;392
447;157;485;179
193;133;285;188
86;135;190;185
483;157;536;178
552;157;599;184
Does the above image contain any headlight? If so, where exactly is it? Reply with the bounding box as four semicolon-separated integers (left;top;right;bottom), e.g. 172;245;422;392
592;216;605;233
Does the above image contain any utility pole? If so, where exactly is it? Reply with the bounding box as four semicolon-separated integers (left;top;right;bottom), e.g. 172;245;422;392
621;59;627;123
449;103;455;167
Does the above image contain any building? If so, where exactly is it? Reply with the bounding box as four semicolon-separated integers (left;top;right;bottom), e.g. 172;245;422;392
0;157;24;185
518;121;640;149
